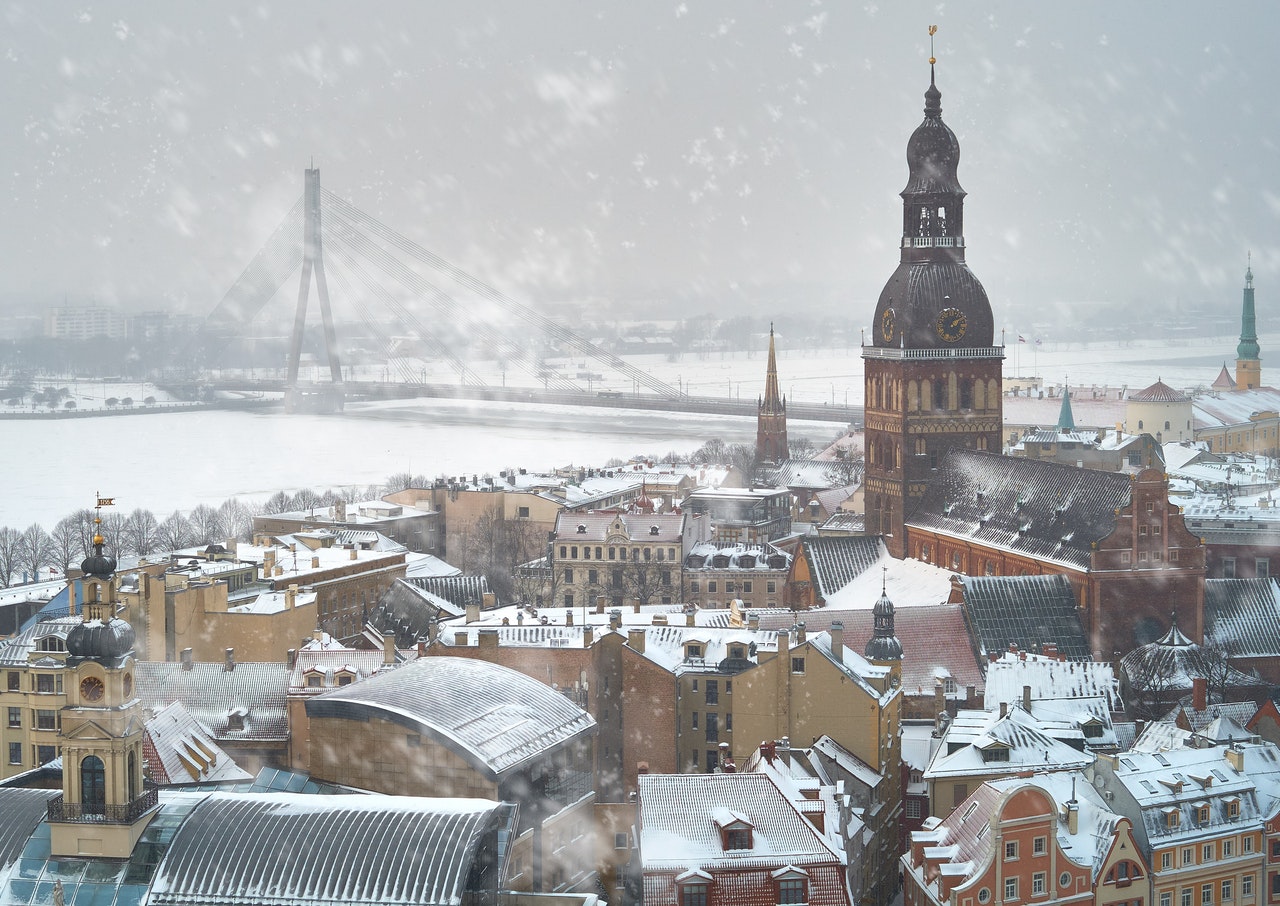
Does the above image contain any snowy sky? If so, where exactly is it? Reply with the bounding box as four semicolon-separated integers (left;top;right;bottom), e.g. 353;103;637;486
3;2;1276;323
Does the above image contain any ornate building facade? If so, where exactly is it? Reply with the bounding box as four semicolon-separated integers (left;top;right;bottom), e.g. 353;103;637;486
863;63;1003;559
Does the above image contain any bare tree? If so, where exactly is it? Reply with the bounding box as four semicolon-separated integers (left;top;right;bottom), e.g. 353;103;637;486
100;512;127;559
824;448;864;487
0;527;22;586
50;516;84;576
123;509;160;556
383;472;414;494
18;524;53;581
464;504;544;603
621;548;673;608
261;491;294;515
156;511;193;551
293;488;322;513
188;504;223;545
69;508;97;558
789;436;817;459
218;497;256;541
1121;649;1186;721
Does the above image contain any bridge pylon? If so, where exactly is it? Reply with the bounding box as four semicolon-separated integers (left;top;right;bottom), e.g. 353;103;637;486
285;166;344;413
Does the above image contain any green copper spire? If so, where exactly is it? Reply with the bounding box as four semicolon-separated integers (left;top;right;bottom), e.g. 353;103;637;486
1238;256;1260;361
1057;384;1075;432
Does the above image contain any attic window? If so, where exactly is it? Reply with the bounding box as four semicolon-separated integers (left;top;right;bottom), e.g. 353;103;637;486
981;747;1010;763
577;524;587;534
336;671;355;686
650;525;660;535
1227;798;1240;819
1164;808;1180;829
226;710;246;732
725;828;752;850
306;673;324;688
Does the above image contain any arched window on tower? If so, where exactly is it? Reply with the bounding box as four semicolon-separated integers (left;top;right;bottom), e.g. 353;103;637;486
921;379;933;411
908;380;919;412
937;206;948;236
81;755;105;815
960;380;974;411
918;206;932;237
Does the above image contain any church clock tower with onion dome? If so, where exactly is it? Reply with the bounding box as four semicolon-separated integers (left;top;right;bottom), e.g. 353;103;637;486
863;33;1004;558
50;496;157;858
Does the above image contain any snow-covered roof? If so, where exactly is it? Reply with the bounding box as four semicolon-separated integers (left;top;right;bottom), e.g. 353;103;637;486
144;701;253;785
638;773;846;873
923;707;1094;781
554;510;685;543
985;651;1122;712
1194;386;1280;428
305;657;596;780
136;661;290;742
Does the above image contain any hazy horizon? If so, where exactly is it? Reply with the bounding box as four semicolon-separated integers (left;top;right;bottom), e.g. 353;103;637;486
3;2;1277;329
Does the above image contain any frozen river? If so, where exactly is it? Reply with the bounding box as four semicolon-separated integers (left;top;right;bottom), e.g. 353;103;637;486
0;332;1255;530
0;397;843;530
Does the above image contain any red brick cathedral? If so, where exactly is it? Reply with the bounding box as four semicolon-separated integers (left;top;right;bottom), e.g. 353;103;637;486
863;63;1003;559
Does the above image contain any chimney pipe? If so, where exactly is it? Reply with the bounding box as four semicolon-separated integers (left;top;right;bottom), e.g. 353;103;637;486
1192;676;1208;712
224;648;235;672
466;602;480;624
181;648;193;671
1022;684;1032;711
383;633;396;665
830;621;844;663
627;627;646;654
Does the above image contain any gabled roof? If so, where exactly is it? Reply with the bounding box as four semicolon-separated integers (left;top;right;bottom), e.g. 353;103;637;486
407;574;490;609
1205;578;1280;657
959;574;1090;660
144;702;253;785
924;708;1094;780
0;615;80;667
909;451;1131;570
135;661;289;742
305;657;596;780
638;773;846;874
800;536;884;601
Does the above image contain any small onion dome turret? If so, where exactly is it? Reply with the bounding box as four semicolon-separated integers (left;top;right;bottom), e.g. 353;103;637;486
67;616;136;663
80;533;117;580
864;587;904;662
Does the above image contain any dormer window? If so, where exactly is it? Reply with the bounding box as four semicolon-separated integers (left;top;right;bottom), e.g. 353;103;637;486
772;867;809;905
226;710;246;732
305;670;325;688
726;828;751;850
1194;802;1210;825
1164;808;1180;829
650;525;660;535
981;746;1010;763
37;637;66;652
577;524;587;534
686;644;703;659
336;670;355;686
1227;798;1241;819
713;809;755;851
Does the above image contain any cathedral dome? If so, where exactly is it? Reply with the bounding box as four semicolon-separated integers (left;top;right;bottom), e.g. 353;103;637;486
67;616;136;662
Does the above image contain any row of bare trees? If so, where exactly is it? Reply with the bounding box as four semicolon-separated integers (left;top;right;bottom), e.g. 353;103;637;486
0;475;421;588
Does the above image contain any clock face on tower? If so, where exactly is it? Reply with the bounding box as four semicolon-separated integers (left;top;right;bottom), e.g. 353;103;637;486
880;308;896;343
80;676;105;703
936;307;968;343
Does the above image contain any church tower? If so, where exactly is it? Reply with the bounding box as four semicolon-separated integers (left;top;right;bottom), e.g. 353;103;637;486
1236;257;1261;390
863;49;1003;558
49;500;157;858
756;325;789;467
864;569;904;686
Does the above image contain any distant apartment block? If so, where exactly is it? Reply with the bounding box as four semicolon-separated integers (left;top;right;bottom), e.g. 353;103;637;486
43;305;127;340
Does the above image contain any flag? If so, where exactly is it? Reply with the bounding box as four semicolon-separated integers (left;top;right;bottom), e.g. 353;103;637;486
1018;335;1026;344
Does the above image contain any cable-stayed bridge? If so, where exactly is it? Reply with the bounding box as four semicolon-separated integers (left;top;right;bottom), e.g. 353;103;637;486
192;168;859;424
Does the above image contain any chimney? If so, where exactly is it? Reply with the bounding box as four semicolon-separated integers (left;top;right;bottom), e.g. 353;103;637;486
748;612;760;631
934;681;945;716
583;625;593;647
596;595;606;614
1022;684;1032;711
1066;799;1079;835
285;584;297;609
779;736;791;766
417;640;426;657
777;627;789;657
795;622;806;645
273;565;283;577
349;548;358;561
466;602;480;623
483;592;496;609
830;621;844;663
999;701;1008;719
225;537;237;557
760;740;776;765
566;609;574;626
479;628;499;649
383;632;396;665
609;609;622;630
181;648;193;671
224;648;236;672
628;627;646;654
455;630;468;646
1225;746;1245;772
1192;676;1208;712
286;648;296;670
335;500;347;521
633;600;641;614
263;549;276;575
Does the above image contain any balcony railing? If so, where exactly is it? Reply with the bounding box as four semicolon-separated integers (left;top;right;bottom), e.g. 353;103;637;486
862;346;1005;360
902;236;964;248
47;788;158;824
